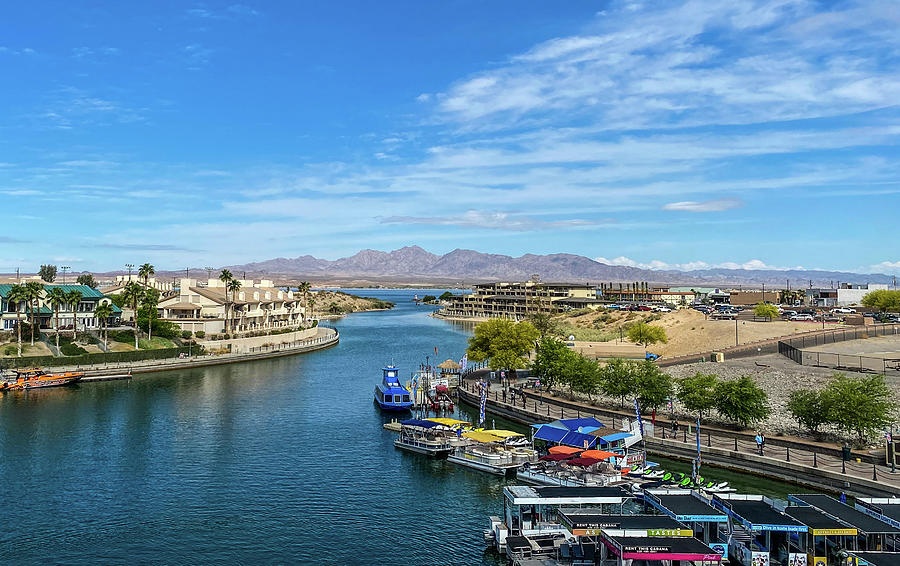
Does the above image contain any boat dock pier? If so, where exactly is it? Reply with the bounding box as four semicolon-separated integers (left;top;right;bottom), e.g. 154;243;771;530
82;372;132;382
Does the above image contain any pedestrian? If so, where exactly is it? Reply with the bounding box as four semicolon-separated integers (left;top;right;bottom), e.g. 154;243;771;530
671;419;678;434
755;432;764;455
502;389;507;403
760;433;766;452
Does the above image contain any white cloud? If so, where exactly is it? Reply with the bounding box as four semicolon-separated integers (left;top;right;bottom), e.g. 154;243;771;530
415;93;431;102
380;210;602;232
435;1;900;129
663;197;745;212
871;261;900;275
594;256;805;272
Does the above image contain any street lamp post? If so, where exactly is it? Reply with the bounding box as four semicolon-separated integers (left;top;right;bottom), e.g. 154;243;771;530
735;316;738;347
125;263;134;281
61;265;70;284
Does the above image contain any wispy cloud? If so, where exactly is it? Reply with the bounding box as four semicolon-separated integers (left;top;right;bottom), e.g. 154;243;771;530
380;210;606;231
90;243;200;252
595;256;805;272
662;197;745;212
186;4;260;19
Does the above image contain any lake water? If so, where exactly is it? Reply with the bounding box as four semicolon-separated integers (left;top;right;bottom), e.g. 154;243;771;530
0;289;806;564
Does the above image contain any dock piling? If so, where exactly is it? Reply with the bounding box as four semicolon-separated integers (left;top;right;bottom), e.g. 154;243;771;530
734;437;738;451
873;463;878;481
813;452;817;467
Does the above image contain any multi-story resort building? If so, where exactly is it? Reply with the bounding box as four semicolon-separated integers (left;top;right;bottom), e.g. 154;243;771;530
440;282;600;320
0;284;121;331
157;278;307;335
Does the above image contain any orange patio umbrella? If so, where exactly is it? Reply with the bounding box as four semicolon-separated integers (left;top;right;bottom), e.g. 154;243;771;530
548;445;582;455
579;449;617;460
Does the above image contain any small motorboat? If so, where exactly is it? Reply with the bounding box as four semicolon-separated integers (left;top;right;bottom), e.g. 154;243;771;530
0;369;84;391
374;366;413;411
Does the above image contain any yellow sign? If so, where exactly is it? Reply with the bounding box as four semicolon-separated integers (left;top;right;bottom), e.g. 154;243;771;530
647;529;694;537
573;528;601;536
813;528;857;536
814;556;827;566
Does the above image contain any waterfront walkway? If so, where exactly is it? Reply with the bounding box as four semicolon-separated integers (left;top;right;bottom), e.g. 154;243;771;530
34;327;339;377
458;380;900;497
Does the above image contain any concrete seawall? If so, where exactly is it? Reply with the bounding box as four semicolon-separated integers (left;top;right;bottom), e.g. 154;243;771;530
69;328;339;378
456;386;897;497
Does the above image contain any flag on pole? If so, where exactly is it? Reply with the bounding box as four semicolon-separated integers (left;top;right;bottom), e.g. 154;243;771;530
434;346;438;355
460;353;468;372
479;381;487;427
633;398;644;436
695;417;702;478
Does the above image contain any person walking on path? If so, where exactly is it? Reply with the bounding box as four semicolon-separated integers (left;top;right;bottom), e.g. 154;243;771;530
755;432;764;455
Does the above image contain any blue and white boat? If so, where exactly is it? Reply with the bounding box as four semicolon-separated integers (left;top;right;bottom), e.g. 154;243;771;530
374;366;413;411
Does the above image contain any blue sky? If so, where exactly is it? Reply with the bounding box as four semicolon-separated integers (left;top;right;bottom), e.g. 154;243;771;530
1;0;899;274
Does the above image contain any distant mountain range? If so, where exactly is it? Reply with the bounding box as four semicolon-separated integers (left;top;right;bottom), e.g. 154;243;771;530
222;246;895;287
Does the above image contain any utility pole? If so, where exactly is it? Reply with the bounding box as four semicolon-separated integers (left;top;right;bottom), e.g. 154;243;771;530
185;267;190;279
61;265;70;284
15;267;19;283
125;263;134;281
205;266;213;280
735;316;739;347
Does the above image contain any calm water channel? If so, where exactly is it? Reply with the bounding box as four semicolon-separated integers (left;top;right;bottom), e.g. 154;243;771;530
0;289;806;565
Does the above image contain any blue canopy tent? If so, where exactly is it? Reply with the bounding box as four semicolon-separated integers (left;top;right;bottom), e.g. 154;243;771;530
533;424;599;449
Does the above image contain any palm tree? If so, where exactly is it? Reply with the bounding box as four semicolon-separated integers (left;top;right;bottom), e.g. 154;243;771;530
46;286;68;352
298;281;311;323
121;281;144;349
227;279;242;333
94;302;114;350
65;290;83;340
139;263;155;286
219;269;233;334
7;284;28;357
308;293;317;323
23;281;44;346
142;288;160;341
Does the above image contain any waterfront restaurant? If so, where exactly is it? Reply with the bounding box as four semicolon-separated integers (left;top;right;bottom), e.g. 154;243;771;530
555;511;722;566
489;485;633;550
785;505;858;566
713;494;808;566
790;495;900;553
644;489;730;546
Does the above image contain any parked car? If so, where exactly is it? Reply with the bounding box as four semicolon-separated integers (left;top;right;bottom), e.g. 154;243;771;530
782;310;797;317
790;313;814;321
606;304;622;310
863;312;875;317
636;305;653;311
831;307;854;314
654;306;672;312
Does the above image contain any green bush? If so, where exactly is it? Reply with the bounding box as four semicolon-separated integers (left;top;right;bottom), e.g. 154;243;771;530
3;344;17;355
195;330;206;338
108;330;136;343
60;342;89;356
181;330;193;339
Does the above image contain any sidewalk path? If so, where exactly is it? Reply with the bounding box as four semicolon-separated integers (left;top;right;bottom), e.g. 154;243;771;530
459;380;899;496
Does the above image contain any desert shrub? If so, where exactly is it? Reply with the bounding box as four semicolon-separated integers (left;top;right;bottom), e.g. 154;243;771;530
60;342;89;356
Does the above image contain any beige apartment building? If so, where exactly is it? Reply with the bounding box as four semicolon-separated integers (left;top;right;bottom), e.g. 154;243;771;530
440;281;599;320
157;278;307;334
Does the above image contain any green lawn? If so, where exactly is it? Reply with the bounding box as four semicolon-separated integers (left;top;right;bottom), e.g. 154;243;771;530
138;336;176;350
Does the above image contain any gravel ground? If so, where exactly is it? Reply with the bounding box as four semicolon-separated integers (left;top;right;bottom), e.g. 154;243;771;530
663;354;900;443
